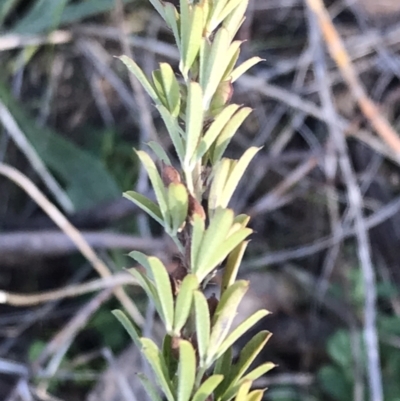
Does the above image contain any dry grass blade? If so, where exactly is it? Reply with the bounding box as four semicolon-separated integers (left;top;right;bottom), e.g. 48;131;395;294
306;0;400;154
0;163;144;326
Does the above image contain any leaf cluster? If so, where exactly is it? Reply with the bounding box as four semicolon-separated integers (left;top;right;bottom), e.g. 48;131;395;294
114;0;272;400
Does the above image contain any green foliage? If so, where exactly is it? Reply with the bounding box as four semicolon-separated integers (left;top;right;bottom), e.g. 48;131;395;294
318;269;400;401
0;82;120;210
114;0;271;399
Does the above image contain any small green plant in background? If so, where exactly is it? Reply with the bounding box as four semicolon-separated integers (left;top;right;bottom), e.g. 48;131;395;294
112;0;274;400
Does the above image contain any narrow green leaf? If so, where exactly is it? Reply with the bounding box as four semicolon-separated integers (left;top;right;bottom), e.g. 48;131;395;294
211;107;252;165
200;228;252;281
222;0;248;42
216;310;270;359
152;69;169;107
209;80;233;117
180;3;203;77
199;38;211;90
206;281;249;365
137;373;164;401
194;104;240;164
128;251;151;273
185;82;204;166
165;3;181;51
123;191;164;226
230;57;264;83
242;362;275;382
222;45;241;81
246;390;264;401
195;208;234;278
194;291;211;365
191;214;205;274
127;268;162;316
147;141;172;165
191;374;224;401
160;63;181;117
141;338;174;401
208;0;229;32
177;340;196;401
162;334;175;380
229;331;272;386
147;257;175;332
167;183;188;234
221;241;249;294
208;159;231;213
217;0;245;27
220;147;261;207
234;380;252;401
202;28;231;109
148;0;166;20
233;214;251;226
136;150;170;226
174;274;199;334
112;310;141;348
119;56;158;101
214;347;232;376
156;105;185;163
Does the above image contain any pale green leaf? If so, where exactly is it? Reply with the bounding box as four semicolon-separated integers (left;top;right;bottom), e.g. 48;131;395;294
222;0;248;42
127;268;162;316
185;82;204;166
160;63;181;117
220;147;261;207
140;338;174;401
216;310;270;358
246;390;264;401
208;0;228;32
156;105;185;163
206;281;249;365
177;340;196;401
180;3;203;77
234;380;252;401
174;274;199;335
214;346;232;376
136;150;169;226
208;159;232;213
217;0;245;27
222;44;241;81
242;362;275;382
147;141;172;165
165;3;181;51
209;80;233;116
191;374;224;401
199;228;252;281
229;331;272;386
194;104;240;164
230;57;264;83
221;241;249;294
194;291;211;365
112;310;141;348
190;214;205;274
119;56;158;101
167;183;188;234
148;0;166;21
199;38;211;90
195;208;234;279
147;256;175;332
137;373;164;401
210;107;252;165
152;69;169;108
123;191;164;226
202;28;231;110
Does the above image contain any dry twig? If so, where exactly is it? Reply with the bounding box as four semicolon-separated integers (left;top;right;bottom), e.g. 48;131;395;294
0;163;144;326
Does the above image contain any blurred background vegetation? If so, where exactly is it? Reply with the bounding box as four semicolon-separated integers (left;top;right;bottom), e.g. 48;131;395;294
2;0;400;400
